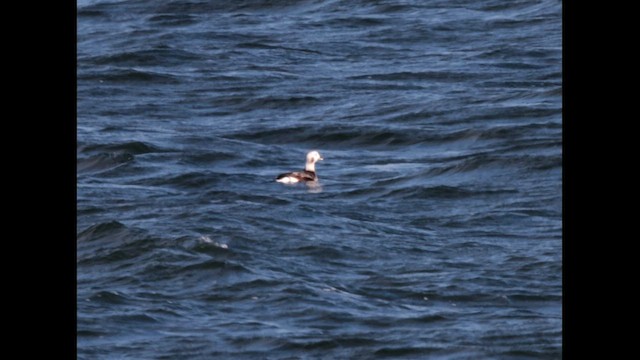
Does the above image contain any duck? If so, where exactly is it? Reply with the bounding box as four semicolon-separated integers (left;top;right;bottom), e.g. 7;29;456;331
276;151;323;183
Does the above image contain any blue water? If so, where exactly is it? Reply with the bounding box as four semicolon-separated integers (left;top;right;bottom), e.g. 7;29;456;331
77;0;562;358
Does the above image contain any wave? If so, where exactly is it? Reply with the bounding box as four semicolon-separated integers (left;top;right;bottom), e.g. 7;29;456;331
77;141;165;175
77;152;134;174
139;171;218;189
178;150;237;165
79;140;165;155
207;94;325;112
236;42;322;55
77;220;131;242
227;120;559;149
77;221;160;268
227;124;451;148
79;68;180;84
374;346;445;357
83;47;201;66
315;16;389;28
147;13;199;27
394;185;517;201
242;95;323;110
349;71;489;82
111;0;324;16
86;290;131;305
77;222;250;281
276;337;381;352
422;152;560;176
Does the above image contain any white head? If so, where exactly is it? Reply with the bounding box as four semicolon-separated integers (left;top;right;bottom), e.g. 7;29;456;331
305;150;323;172
307;151;323;163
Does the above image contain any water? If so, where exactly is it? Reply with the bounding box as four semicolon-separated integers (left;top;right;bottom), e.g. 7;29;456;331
77;0;562;358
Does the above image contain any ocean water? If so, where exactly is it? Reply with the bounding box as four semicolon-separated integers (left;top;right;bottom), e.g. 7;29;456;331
77;0;562;358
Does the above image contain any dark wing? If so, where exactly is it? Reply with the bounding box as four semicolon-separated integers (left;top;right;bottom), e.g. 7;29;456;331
276;170;317;182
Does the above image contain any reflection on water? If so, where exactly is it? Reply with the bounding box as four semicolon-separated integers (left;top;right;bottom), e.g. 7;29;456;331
306;181;322;193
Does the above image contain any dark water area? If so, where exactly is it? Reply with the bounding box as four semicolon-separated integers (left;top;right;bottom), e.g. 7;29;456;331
77;0;562;358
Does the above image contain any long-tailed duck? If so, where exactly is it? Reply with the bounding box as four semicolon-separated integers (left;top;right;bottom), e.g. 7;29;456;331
276;151;323;183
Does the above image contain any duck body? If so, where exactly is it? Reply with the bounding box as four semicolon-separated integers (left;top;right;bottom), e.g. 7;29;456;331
276;151;323;184
276;170;317;183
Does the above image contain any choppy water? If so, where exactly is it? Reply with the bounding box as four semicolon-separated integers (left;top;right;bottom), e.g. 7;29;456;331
77;0;562;358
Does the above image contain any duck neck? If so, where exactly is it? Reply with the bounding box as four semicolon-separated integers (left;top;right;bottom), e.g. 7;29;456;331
305;162;316;172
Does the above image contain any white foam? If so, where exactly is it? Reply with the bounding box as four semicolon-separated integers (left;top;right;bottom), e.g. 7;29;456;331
199;236;228;249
